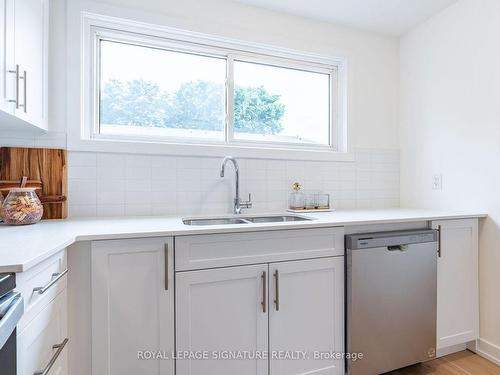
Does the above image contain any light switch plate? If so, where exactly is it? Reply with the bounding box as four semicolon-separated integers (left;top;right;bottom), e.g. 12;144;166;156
432;174;442;190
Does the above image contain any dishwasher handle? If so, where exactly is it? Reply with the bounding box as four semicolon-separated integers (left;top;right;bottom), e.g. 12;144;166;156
387;245;408;252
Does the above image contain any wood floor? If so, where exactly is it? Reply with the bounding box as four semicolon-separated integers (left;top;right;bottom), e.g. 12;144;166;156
387;351;500;375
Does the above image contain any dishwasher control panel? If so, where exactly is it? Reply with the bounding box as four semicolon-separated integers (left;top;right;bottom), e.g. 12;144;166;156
346;229;437;250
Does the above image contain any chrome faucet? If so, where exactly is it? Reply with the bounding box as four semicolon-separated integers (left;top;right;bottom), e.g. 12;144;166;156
220;156;252;214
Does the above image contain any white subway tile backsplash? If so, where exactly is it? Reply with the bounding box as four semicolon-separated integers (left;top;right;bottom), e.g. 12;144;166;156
68;152;96;167
125;204;152;216
66;149;400;217
97;204;125;217
97;190;125;205
68;204;97;218
68;166;97;180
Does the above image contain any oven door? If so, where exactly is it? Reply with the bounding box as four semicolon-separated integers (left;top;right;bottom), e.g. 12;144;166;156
0;292;24;375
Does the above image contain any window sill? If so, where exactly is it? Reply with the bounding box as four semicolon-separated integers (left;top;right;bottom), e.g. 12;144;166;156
67;137;355;162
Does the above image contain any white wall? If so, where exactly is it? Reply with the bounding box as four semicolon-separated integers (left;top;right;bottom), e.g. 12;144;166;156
400;0;500;362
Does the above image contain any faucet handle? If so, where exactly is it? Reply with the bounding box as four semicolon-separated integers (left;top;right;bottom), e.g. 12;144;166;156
241;193;253;209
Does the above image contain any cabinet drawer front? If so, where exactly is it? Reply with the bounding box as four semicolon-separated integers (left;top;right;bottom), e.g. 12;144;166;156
175;227;344;271
17;288;68;375
17;249;67;332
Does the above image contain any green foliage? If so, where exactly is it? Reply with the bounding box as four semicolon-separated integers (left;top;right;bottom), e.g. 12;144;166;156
100;79;285;135
167;81;225;131
100;79;169;127
234;86;284;135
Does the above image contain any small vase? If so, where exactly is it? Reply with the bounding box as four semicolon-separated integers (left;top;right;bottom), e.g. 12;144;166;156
1;188;43;225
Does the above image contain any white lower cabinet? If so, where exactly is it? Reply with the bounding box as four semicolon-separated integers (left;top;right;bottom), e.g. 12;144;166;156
91;237;175;375
269;257;344;375
176;264;269;375
17;288;68;375
175;257;344;375
433;219;479;350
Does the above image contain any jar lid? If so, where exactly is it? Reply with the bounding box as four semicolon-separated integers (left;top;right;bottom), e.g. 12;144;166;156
7;187;37;192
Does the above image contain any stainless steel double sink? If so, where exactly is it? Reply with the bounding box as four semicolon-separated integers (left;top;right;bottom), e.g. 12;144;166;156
183;214;313;226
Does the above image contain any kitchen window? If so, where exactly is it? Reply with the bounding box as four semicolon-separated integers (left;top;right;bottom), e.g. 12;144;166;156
85;18;347;156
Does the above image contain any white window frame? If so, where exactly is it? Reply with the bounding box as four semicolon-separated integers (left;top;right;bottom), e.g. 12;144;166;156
78;13;350;161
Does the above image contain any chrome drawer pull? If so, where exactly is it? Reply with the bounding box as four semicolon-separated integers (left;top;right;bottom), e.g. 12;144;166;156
437;225;442;258
33;269;68;294
274;270;280;311
261;271;267;313
34;338;68;375
165;244;169;290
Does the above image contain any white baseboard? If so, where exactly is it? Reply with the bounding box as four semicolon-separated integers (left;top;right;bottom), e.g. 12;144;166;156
437;343;467;358
476;339;500;365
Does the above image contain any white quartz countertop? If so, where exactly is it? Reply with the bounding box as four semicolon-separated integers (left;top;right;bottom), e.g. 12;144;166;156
0;208;486;273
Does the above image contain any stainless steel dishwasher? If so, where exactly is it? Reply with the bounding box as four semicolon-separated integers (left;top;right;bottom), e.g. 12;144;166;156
345;229;438;375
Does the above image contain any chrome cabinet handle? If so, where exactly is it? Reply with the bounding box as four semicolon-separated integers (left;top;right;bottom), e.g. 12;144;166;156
21;70;27;113
7;64;19;108
165;244;169;290
34;338;69;375
274;270;280;311
33;269;68;294
261;271;267;313
437;225;442;258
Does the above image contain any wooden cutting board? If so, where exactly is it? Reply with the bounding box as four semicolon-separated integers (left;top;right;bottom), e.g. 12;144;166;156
0;147;68;219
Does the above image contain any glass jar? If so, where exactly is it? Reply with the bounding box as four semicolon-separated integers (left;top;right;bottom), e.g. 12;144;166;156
288;182;305;210
1;188;43;225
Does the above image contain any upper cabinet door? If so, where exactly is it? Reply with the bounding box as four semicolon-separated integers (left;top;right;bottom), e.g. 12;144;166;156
432;219;479;350
0;0;15;114
13;0;48;130
91;237;175;375
269;257;344;375
176;264;269;375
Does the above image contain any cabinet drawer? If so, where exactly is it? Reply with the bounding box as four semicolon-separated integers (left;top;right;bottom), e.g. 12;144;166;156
17;288;68;375
175;227;344;271
16;249;67;331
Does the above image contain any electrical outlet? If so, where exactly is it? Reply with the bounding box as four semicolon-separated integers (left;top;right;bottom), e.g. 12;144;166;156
432;174;442;190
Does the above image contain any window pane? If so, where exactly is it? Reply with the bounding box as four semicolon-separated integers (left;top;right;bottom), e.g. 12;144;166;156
233;60;330;146
99;40;226;141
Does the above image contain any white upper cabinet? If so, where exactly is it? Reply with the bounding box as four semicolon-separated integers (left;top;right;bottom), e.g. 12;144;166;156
91;237;175;375
0;0;48;131
0;0;14;115
433;219;479;350
269;258;344;375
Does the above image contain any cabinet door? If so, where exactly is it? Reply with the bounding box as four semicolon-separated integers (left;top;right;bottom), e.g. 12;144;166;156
176;264;269;375
0;0;15;115
433;219;479;349
269;257;344;375
91;237;174;375
17;289;68;375
13;0;48;129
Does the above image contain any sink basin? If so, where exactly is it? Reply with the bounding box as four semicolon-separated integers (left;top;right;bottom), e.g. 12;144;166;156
183;215;312;226
182;218;249;226
245;215;311;223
